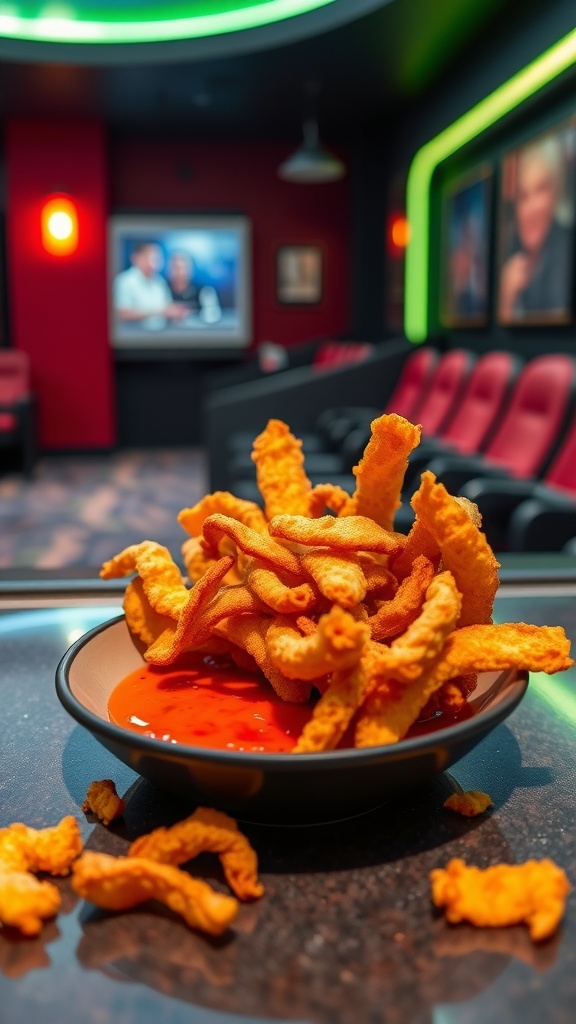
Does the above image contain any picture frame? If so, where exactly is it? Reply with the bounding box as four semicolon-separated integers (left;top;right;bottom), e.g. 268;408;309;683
440;163;492;328
496;114;576;326
276;245;323;305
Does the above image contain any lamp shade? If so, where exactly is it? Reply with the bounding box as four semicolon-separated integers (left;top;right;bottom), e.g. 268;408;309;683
278;119;345;183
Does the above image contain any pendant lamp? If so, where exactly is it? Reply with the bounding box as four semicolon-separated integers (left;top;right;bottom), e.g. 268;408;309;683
278;117;346;183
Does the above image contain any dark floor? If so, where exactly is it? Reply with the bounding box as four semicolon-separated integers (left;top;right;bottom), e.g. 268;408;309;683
0;449;208;570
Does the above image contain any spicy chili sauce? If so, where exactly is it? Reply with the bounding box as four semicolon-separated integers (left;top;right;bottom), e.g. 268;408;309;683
107;653;314;753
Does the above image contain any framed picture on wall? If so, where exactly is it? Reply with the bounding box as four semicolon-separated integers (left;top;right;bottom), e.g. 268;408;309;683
277;245;323;304
496;114;576;325
440;163;492;328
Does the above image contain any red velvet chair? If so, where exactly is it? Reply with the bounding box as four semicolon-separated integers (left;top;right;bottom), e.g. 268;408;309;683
0;349;37;477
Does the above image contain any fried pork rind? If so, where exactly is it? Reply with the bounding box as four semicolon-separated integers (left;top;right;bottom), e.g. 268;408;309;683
122;577;176;647
202;513;302;576
430;858;571;941
355;622;573;748
100;540;189;620
71;851;239;936
293;663;367;753
82;780;125;826
268;513;405;558
181;536;242;586
128;807;264;901
178;490;268;537
411;472;500;628
368;554;435;642
300;550;367;609
266;606;370;681
244;560;317;614
0;816;83;936
443;790;493;817
214;612;311;703
0;816;82;876
0;871;62;937
339;413;421;530
307;482;352;518
251;419;312;520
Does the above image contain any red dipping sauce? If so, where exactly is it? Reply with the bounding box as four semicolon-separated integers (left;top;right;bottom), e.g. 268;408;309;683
108;653;473;754
108;653;313;753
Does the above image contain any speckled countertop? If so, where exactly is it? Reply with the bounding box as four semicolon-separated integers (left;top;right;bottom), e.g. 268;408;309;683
1;587;575;1024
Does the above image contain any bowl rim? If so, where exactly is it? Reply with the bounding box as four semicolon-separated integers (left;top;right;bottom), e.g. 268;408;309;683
55;613;529;771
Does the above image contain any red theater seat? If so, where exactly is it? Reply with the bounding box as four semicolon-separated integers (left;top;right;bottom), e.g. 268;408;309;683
421;354;576;497
0;349;37;476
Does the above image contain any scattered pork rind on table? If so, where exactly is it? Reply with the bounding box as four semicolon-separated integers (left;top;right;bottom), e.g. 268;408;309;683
100;413;573;751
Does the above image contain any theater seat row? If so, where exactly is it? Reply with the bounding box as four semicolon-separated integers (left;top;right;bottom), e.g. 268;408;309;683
226;346;576;553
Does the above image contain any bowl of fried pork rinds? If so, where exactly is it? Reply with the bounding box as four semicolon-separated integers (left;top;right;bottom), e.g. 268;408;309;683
56;413;573;825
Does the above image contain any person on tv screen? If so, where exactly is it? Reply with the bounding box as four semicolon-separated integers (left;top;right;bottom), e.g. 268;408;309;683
166;250;222;325
113;242;188;330
498;134;573;322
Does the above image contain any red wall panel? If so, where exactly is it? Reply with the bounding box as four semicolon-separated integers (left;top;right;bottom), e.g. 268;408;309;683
6;120;116;449
109;138;350;349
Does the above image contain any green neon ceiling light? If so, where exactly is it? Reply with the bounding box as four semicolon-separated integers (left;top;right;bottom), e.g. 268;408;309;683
0;0;337;44
404;27;576;343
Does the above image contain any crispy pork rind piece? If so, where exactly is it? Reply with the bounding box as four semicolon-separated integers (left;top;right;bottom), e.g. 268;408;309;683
128;807;264;901
244;559;317;614
100;540;189;620
122;576;176;647
266;606;370;681
214;612;311;703
368;554;435;642
202;513;302;576
181;536;242;586
0;816;82;876
268;513;405;558
178;490;268;536
355;622;573;748
307;482;352;518
293;663;368;753
339;413;421;530
430;858;571;941
389;518;441;582
143;554;236;664
82;780;125;827
443;791;493;817
367;571;462;684
71;851;238;936
410;472;500;628
0;870;62;937
300;550;367;609
251;419;312;520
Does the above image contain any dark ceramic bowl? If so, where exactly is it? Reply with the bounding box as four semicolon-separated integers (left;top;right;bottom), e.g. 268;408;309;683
56;614;528;826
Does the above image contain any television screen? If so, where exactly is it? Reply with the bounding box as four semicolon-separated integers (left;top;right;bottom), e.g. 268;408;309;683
496;115;576;325
108;214;251;351
440;163;491;328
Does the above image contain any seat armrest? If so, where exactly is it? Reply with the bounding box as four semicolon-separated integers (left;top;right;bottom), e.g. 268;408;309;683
422;455;510;495
509;498;576;552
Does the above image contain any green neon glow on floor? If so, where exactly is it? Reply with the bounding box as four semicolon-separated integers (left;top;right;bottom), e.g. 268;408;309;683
404;28;576;343
0;0;336;43
529;670;576;727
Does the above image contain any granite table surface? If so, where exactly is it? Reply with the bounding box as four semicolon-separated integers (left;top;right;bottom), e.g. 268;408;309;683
0;585;575;1024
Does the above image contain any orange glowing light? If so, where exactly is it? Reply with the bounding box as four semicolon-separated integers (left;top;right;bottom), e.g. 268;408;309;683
41;196;79;255
390;215;410;249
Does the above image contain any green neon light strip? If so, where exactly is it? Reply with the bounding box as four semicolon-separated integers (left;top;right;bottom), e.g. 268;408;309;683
0;0;336;43
404;27;576;343
530;670;576;728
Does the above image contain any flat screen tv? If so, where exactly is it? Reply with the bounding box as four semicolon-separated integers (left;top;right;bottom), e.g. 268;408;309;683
108;214;251;352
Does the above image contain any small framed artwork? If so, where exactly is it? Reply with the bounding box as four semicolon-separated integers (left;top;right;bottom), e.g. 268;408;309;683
440;163;492;328
496;114;576;325
277;245;323;304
